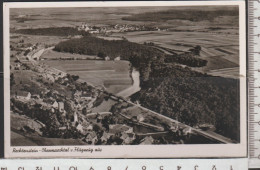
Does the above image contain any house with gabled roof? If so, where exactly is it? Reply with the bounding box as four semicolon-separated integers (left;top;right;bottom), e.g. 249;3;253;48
16;91;31;100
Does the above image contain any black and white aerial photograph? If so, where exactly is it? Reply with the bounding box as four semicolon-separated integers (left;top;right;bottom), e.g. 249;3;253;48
4;1;247;158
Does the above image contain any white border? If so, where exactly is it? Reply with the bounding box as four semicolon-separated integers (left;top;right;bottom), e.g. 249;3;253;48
3;1;247;158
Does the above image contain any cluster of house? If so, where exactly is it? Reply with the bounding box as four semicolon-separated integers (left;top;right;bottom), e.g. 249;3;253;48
73;90;97;110
77;23;162;34
37;65;67;83
113;24;161;32
169;123;192;137
16;91;32;101
82;123;137;145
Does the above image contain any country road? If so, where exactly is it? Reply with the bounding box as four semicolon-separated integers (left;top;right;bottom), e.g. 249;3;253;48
126;101;233;144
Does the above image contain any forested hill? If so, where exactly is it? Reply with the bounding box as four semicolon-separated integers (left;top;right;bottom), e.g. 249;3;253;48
13;27;90;37
54;36;163;62
54;36;164;70
131;63;240;142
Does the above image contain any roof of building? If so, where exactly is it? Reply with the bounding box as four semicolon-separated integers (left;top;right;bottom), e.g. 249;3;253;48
86;132;97;140
140;136;154;145
101;132;112;141
81;92;92;98
109;124;132;134
58;102;64;106
16;91;30;97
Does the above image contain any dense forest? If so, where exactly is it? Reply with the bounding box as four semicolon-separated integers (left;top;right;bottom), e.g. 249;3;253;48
13;27;90;37
131;62;240;141
54;36;163;65
122;8;239;22
165;54;207;67
164;46;208;67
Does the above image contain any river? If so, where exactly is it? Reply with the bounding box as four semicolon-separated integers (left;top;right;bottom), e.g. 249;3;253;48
92;68;140;112
116;68;141;98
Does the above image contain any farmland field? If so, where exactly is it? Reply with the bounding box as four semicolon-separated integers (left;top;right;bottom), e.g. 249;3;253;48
11;131;86;146
11;34;68;47
10;7;174;29
112;30;239;78
41;49;100;60
41;60;132;94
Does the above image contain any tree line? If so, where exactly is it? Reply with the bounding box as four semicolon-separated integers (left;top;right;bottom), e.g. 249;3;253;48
13;27;90;37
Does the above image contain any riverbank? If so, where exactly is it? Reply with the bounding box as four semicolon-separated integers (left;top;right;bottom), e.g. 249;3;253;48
116;68;141;98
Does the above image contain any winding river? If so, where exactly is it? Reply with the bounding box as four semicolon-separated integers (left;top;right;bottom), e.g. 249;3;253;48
116;68;141;98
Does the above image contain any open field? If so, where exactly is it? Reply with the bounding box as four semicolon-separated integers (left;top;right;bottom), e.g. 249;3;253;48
112;30;239;78
10;7;175;29
41;60;132;94
11;113;43;134
92;99;117;113
11;131;85;146
11;131;38;146
41;49;99;60
10;6;238;30
11;33;68;47
11;6;239;79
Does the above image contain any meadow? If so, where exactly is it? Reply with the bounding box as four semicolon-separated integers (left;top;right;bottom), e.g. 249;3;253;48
41;49;99;60
11;131;85;146
41;60;133;94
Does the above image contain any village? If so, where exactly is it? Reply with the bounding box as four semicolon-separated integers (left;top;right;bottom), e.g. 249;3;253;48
77;23;163;34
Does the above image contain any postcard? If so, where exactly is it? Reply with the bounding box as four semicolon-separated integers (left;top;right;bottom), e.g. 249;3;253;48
4;1;247;158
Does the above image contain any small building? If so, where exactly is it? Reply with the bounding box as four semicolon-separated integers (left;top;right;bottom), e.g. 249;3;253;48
104;56;110;61
86;124;93;131
58;102;64;112
132;114;144;122
182;127;192;136
101;132;112;143
46;74;55;82
87;101;94;108
109;124;133;134
76;124;87;135
86;112;112;119
58;71;67;78
52;101;58;109
120;132;136;144
81;92;92;100
114;56;120;61
59;127;67;130
73;112;78;123
31;94;40;99
140;136;154;145
84;132;98;145
14;63;21;70
16;91;31;100
75;103;82;110
74;90;82;98
137;115;144;122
